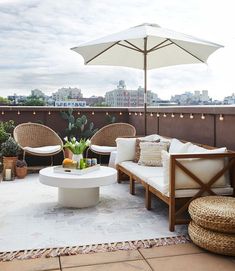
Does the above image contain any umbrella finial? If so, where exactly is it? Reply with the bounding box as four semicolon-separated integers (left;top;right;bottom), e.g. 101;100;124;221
135;23;161;28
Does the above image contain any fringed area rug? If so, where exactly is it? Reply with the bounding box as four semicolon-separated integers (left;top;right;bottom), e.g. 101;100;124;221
0;174;188;261
0;236;190;261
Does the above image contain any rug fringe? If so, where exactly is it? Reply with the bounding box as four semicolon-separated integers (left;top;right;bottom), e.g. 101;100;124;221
0;235;190;262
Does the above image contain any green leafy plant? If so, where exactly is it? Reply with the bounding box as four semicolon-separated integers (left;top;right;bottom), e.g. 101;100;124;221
0;126;10;146
22;95;45;106
63;137;90;155
0;120;15;146
1;137;21;157
1;120;15;134
61;109;98;139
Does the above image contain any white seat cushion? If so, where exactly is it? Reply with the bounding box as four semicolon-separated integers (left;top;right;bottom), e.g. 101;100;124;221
146;176;233;198
120;161;163;182
24;145;61;154
90;145;116;154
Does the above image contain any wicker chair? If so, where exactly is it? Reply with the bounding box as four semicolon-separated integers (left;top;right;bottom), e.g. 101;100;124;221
13;123;64;166
88;123;136;157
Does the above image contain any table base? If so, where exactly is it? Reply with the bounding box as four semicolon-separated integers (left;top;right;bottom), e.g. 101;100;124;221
58;187;99;208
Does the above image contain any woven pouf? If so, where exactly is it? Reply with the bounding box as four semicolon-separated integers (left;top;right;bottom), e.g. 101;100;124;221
188;196;235;233
188;221;235;256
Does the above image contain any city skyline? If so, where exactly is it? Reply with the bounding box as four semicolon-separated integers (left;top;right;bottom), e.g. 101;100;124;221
0;0;235;100
6;83;235;104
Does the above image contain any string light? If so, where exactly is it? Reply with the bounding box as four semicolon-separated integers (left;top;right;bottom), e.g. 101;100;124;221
135;112;138;116
163;113;167;118
150;113;153;117
190;113;194;119
219;114;224;121
201;113;205;120
1;111;4;115
48;111;51;115
157;113;160;117
106;112;109;115
139;112;142;116
129;112;132;115
17;111;20;115
91;111;95;115
171;113;175;118
180;113;184;118
119;112;123;115
77;111;80;115
33;111;36;115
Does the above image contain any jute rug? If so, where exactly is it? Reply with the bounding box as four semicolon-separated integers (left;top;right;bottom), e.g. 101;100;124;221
0;174;188;261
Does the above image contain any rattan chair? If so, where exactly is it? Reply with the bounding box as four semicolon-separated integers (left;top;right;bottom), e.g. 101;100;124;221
13;123;64;166
88;123;136;156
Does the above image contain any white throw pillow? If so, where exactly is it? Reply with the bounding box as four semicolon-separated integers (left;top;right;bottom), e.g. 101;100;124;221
138;142;168;166
161;147;228;191
169;138;191;153
115;138;137;164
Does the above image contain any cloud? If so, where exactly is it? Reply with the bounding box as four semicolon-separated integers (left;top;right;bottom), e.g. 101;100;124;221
0;0;234;100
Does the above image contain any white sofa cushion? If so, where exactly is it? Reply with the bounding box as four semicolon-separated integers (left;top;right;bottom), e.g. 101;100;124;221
119;161;163;182
90;145;116;154
115;138;137;164
169;138;191;153
161;146;228;190
146;176;233;198
24;145;61;154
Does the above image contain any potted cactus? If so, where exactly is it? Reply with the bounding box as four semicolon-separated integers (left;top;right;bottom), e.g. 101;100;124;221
16;160;27;179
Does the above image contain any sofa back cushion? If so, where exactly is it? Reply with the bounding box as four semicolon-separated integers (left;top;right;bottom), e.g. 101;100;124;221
115;138;137;164
162;147;228;190
169;138;191;153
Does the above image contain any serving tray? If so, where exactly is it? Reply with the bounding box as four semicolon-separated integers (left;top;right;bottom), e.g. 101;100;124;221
53;164;100;175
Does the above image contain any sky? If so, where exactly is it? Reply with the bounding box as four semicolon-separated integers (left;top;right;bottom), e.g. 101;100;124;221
0;0;235;100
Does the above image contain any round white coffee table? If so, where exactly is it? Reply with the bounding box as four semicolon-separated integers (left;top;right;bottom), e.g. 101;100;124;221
39;166;117;208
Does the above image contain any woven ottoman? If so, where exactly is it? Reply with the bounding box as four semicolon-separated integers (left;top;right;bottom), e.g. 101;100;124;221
188;196;235;256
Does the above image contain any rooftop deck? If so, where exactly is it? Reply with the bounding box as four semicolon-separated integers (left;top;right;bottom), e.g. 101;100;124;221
0;105;235;270
1;243;235;271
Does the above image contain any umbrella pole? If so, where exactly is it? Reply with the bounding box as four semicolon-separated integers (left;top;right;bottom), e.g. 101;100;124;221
144;37;147;136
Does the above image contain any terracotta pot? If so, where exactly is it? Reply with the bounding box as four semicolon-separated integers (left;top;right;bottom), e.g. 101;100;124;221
16;167;27;179
3;156;17;174
64;148;73;159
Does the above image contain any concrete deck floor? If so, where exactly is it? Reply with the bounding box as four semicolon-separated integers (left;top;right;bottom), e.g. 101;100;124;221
0;243;235;271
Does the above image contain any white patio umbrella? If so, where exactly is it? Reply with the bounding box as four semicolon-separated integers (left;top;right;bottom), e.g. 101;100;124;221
71;23;223;135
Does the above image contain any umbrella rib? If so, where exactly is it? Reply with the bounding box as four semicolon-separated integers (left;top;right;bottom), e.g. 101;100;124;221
148;42;174;53
117;42;142;52
86;42;119;64
169;39;205;63
147;39;172;53
123;40;143;52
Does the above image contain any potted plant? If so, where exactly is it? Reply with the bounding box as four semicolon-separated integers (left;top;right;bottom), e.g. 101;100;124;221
63;137;90;164
16;160;27;179
1;137;21;173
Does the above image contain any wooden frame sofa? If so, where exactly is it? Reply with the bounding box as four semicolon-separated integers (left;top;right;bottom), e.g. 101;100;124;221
116;136;235;232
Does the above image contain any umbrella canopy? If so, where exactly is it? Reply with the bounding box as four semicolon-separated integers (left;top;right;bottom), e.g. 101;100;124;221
71;23;223;134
